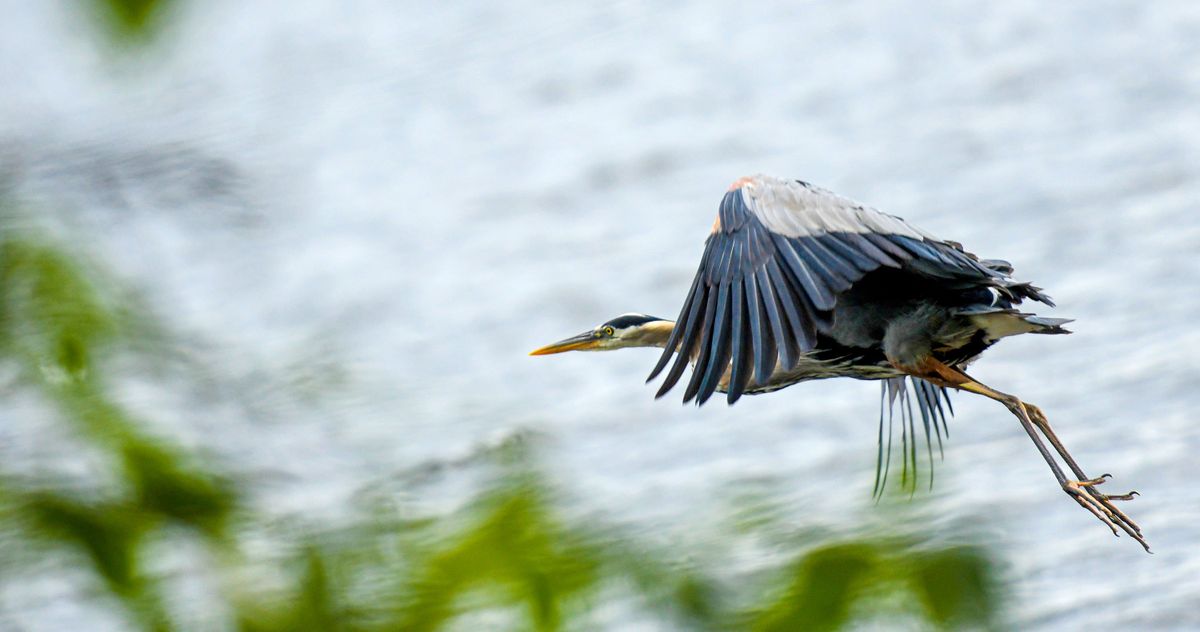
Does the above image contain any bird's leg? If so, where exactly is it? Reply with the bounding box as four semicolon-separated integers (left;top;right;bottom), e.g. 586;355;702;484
895;358;1149;551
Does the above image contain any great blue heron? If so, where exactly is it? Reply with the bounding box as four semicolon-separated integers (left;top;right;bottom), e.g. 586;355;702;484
531;174;1146;551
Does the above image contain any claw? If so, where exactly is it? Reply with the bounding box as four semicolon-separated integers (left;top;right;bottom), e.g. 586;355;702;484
1064;479;1149;550
1081;485;1143;535
1078;474;1111;487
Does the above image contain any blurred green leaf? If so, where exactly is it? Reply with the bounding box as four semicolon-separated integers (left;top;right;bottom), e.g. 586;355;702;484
672;572;720;627
21;490;174;631
751;543;879;632
121;437;237;538
909;546;997;629
743;538;1002;632
90;0;176;43
24;492;146;593
237;548;344;632
0;238;117;379
395;482;601;632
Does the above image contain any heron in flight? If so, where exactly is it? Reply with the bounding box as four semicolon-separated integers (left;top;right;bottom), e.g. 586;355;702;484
531;175;1146;551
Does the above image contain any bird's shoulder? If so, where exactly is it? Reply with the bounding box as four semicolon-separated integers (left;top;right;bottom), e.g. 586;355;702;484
714;174;938;243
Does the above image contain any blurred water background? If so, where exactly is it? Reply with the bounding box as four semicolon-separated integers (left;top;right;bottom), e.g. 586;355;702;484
1;0;1198;629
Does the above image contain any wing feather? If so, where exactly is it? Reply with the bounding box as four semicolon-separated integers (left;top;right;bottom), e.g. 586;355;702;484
679;286;720;402
765;258;813;360
864;232;915;261
727;281;751;403
743;273;768;384
836;232;902;268
820;232;881;273
747;274;778;386
695;283;733;404
791;236;856;291
771;234;837;310
754;266;794;372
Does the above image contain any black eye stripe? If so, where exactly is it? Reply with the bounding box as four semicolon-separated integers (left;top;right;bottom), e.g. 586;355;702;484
603;314;664;329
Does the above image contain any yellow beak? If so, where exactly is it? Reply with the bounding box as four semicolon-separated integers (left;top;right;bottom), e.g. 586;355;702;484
529;331;601;355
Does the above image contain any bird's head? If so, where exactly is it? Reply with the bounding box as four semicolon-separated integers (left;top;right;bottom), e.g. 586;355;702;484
529;313;673;355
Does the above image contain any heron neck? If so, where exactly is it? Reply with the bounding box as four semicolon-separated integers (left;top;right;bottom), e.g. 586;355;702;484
633;320;676;348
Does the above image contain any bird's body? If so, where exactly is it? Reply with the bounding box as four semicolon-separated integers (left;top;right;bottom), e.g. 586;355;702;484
644;176;1071;405
532;175;1147;550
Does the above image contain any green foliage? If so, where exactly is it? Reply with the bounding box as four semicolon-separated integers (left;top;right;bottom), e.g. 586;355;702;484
394;480;601;631
750;543;879;632
89;0;176;43
236;549;343;632
0;238;117;380
24;492;148;595
747;540;997;631
909;546;998;628
120;437;236;538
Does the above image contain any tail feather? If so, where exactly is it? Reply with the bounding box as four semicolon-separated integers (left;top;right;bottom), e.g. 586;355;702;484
960;308;1073;341
1023;315;1073;334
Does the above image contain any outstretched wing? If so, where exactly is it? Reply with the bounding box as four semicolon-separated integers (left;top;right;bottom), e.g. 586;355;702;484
647;174;1040;405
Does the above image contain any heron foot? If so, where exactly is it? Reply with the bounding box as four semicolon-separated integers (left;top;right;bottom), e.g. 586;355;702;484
1063;478;1149;552
1019;404;1149;551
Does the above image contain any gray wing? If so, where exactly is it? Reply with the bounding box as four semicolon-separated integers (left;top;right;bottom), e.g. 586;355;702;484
647;175;1039;405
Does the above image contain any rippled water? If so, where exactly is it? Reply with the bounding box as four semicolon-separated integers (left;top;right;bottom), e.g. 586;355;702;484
2;1;1199;629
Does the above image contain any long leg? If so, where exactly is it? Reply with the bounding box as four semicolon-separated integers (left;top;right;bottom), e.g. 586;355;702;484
900;358;1149;552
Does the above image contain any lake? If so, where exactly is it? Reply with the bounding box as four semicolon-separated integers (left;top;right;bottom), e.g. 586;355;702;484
1;1;1198;629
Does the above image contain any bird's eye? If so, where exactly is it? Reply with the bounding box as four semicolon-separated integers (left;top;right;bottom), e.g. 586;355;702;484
604;327;615;336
